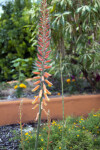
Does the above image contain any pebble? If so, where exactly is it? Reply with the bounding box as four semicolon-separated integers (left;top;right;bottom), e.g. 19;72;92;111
0;123;35;150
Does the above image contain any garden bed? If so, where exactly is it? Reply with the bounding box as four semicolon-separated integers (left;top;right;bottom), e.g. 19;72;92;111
0;94;100;126
1;111;100;150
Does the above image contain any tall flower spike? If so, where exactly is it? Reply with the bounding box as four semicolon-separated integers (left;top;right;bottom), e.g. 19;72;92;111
33;1;52;149
32;0;52;108
33;0;52;150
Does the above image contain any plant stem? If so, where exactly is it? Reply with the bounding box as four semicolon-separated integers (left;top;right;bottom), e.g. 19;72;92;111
19;63;21;83
35;96;43;150
19;100;24;150
60;52;65;149
60;52;64;121
47;110;51;150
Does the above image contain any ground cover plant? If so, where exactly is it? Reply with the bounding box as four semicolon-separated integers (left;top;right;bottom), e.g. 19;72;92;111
17;111;100;150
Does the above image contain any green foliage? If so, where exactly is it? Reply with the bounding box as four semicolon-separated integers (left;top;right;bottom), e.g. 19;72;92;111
78;111;100;135
0;0;100;93
18;111;100;150
0;0;38;81
12;58;32;82
49;0;100;91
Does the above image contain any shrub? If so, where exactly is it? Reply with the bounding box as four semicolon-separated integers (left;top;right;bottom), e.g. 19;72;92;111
19;111;100;150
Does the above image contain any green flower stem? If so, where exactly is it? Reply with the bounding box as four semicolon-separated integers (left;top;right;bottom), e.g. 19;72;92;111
35;96;43;150
19;100;24;150
60;52;65;149
47;110;51;150
19;66;21;84
35;60;44;150
60;52;64;121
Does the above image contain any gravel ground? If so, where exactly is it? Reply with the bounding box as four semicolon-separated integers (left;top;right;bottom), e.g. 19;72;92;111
0;123;35;150
0;124;20;150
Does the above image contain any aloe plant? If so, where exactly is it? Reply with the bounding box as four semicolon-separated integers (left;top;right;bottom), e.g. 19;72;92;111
31;0;52;149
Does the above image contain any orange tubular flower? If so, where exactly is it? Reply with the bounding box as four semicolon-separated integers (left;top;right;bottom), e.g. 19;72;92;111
44;65;51;69
32;96;39;104
33;72;40;75
32;104;39;110
45;79;52;85
43;83;46;93
43;99;47;106
44;60;52;63
33;80;41;85
36;64;41;68
44;93;50;101
32;85;40;92
44;74;48;78
33;76;41;80
35;112;39;121
44;72;51;77
46;88;51;95
39;90;43;98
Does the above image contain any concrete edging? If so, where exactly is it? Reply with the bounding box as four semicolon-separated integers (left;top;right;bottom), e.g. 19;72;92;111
0;94;100;126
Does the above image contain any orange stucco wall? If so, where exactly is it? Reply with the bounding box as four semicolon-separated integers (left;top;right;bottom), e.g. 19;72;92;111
0;94;100;126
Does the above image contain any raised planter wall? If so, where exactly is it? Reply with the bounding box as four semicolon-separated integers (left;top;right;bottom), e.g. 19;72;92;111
0;94;100;126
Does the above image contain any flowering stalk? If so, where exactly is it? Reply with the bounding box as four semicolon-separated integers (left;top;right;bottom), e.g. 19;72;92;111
32;0;52;149
47;110;51;150
60;52;65;149
60;53;64;121
19;100;24;150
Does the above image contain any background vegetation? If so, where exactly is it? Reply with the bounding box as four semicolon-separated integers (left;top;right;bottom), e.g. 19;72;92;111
0;0;100;91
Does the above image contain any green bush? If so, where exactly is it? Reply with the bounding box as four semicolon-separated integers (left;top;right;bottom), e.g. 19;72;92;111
19;111;100;150
78;112;100;136
0;0;37;81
